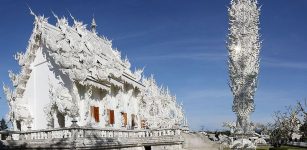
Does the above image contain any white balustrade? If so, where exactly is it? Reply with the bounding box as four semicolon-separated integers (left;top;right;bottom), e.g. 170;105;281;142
0;127;181;141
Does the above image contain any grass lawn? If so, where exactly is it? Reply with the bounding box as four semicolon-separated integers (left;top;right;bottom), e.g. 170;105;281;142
256;145;307;150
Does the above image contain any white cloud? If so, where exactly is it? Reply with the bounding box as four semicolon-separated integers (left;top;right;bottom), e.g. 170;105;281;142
263;57;307;70
135;52;226;61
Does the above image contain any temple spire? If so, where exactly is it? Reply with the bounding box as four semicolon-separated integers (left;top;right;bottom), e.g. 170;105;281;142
228;0;261;134
91;17;97;34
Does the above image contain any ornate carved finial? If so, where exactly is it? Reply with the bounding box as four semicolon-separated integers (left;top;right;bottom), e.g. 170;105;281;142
27;4;36;17
68;11;78;26
91;15;97;34
51;11;59;21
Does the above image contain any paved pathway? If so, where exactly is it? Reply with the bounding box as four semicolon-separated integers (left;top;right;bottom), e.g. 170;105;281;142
182;132;221;150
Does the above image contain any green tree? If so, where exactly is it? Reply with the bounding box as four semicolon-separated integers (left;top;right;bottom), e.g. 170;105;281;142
299;122;307;141
0;118;8;130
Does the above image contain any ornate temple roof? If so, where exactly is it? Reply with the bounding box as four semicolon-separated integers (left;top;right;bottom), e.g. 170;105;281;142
12;11;145;95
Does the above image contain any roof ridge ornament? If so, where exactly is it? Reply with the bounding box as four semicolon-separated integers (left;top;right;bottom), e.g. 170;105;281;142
27;5;48;27
51;11;59;21
91;15;97;34
27;4;36;17
27;5;39;24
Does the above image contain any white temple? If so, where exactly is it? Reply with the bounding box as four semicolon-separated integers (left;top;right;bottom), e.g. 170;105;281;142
3;11;186;132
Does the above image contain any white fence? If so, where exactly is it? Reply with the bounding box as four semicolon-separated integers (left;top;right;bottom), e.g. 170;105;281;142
287;142;307;148
0;127;181;141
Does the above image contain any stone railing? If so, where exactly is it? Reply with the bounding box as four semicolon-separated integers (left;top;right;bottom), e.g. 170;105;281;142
0;127;181;141
287;142;307;148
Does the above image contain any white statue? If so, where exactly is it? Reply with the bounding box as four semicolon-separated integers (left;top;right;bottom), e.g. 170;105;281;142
228;0;261;135
227;0;261;149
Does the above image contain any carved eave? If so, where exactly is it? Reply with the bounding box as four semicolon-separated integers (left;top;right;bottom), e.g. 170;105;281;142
81;79;111;92
78;73;144;93
121;72;145;89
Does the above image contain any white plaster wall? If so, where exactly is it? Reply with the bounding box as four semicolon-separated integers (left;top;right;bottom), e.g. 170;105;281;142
22;47;68;130
33;48;51;129
76;85;87;126
22;63;36;129
79;87;140;129
33;48;49;129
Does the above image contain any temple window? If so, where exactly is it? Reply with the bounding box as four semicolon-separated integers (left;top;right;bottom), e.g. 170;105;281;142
121;112;127;127
141;120;146;129
107;109;115;125
131;114;136;128
90;106;100;122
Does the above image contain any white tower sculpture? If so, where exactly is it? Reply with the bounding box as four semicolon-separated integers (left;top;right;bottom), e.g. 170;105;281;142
227;0;261;135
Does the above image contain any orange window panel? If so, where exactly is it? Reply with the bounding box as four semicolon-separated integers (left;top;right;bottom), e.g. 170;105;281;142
109;110;115;125
94;107;99;122
90;106;95;118
121;112;127;127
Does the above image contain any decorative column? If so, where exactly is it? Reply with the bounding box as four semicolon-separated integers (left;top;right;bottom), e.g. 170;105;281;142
227;0;261;148
70;82;80;127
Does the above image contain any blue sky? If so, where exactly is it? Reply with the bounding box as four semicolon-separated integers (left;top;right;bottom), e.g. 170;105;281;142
0;0;307;131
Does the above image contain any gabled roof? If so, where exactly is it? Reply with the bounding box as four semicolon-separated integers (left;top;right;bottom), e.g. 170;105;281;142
33;12;144;91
